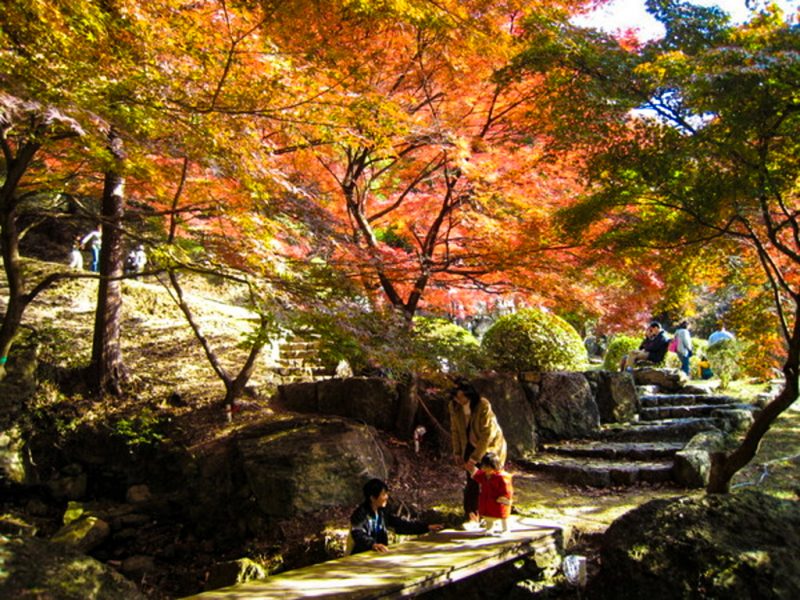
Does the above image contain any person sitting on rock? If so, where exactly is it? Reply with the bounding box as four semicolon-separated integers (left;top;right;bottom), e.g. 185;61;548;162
349;478;443;555
620;321;670;371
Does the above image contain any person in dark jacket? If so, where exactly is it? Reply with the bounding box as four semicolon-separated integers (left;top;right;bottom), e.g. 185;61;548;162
620;321;670;371
349;478;442;555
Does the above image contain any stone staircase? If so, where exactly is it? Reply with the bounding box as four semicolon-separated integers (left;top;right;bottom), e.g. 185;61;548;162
520;383;758;488
269;334;331;385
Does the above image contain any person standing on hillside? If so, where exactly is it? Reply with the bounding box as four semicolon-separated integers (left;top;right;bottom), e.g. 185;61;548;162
68;236;84;270
674;320;694;376
80;225;102;272
449;379;507;521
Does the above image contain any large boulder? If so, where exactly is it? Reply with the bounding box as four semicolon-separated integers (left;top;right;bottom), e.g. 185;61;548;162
583;371;639;423
633;367;688;392
590;490;800;599
713;407;756;433
236;415;389;518
275;377;400;432
0;532;146;599
672;429;727;488
524;372;600;441
472;373;537;460
205;558;268;591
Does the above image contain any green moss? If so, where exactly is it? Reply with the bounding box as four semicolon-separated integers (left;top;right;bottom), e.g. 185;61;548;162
63;502;84;526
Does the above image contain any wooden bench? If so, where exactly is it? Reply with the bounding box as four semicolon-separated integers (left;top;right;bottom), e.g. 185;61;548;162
185;518;568;599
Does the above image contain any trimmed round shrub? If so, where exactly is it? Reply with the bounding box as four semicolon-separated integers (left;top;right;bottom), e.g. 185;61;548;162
413;317;482;375
603;335;641;371
481;308;587;372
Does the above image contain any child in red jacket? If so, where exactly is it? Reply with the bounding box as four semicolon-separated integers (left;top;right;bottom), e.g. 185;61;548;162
470;452;513;535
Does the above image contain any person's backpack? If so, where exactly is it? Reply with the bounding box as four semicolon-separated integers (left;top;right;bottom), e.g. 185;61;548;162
668;336;679;353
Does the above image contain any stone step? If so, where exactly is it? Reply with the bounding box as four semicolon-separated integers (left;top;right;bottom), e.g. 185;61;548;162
594;417;718;443
520;455;674;487
280;348;319;359
636;385;660;396
540;441;685;461
282;338;319;347
274;366;315;377
277;357;314;368
639;394;737;408
639;403;745;421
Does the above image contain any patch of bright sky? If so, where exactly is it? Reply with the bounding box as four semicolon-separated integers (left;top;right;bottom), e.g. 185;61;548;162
574;0;800;41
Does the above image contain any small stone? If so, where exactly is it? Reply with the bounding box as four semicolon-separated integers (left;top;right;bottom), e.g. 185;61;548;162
51;516;111;553
126;484;152;505
120;555;156;578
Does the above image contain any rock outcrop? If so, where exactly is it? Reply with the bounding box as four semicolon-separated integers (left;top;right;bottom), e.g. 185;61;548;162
590;490;800;599
583;370;639;423
235;415;390;518
524;372;600;441
672;429;728;488
472;373;537;460
0;532;146;599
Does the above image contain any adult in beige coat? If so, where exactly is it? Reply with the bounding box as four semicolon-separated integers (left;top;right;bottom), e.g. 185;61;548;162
449;380;507;519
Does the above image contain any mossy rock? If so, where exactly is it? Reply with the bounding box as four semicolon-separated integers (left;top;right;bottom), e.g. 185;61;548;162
481;309;587;372
590;490;800;599
0;533;145;599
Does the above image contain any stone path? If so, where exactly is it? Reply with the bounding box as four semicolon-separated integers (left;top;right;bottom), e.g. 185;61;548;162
520;378;758;488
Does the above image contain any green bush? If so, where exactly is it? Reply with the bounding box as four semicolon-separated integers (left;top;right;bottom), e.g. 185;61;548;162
706;338;743;389
413;317;482;375
481;308;587;372
602;335;641;371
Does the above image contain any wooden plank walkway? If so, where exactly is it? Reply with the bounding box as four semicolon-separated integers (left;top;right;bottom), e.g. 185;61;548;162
186;518;568;599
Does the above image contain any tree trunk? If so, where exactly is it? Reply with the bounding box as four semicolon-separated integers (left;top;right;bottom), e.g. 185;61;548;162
0;205;25;379
223;335;265;407
0;141;40;379
706;304;800;493
395;372;420;438
167;270;265;408
88;130;126;395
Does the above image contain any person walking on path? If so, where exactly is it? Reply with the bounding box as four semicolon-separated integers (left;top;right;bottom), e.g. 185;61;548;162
80;226;102;272
449;379;507;521
349;478;442;555
674;320;693;376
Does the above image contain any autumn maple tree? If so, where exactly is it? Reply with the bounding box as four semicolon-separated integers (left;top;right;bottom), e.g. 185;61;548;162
515;0;800;491
2;0;605;398
246;0;594;324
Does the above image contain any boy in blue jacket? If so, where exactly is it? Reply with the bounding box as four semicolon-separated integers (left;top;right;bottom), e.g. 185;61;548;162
350;478;442;554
